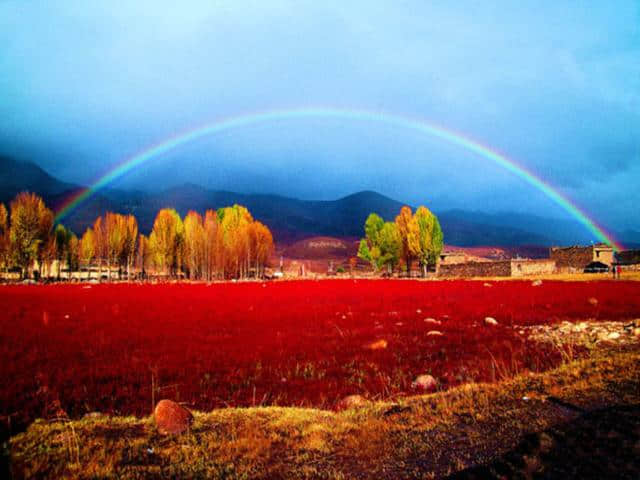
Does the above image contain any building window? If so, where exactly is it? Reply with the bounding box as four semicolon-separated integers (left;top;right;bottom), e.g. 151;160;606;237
596;251;600;258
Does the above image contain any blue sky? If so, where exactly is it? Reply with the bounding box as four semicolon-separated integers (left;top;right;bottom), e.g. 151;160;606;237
1;1;638;230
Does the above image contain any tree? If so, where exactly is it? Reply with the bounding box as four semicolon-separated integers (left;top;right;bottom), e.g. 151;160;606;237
395;206;420;276
183;211;205;279
121;215;138;280
149;208;184;276
93;216;107;280
9;192;53;279
136;234;151;278
54;224;72;279
414;206;444;276
105;213;126;279
80;228;96;280
357;213;385;271
378;221;402;273
357;213;401;274
67;233;79;278
0;203;8;272
203;210;221;280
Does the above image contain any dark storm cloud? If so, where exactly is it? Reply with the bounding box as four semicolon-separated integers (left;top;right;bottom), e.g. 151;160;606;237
0;0;638;229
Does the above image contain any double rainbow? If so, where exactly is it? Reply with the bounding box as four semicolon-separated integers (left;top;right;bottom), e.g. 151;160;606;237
55;107;623;251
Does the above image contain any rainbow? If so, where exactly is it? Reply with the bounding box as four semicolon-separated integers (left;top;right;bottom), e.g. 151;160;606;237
55;107;623;251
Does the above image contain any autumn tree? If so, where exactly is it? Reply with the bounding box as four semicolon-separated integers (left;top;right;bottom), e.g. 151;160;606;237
54;224;73;279
0;203;8;272
9;192;53;278
395;206;420;276
121;215;138;279
183;211;205;279
249;221;274;278
136;234;151;278
149;208;184;276
92;216;107;279
203;210;221;280
80;228;96;279
67;233;79;278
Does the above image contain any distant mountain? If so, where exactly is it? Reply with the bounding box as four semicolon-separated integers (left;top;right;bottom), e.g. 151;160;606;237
0;156;76;200
0;157;634;249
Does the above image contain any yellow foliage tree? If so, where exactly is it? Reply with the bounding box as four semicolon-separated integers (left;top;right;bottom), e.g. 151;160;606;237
9;192;53;278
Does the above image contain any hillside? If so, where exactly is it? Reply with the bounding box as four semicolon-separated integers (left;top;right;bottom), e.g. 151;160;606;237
0;157;630;248
7;350;639;479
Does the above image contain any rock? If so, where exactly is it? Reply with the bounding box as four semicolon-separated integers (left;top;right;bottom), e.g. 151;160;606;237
427;330;444;336
588;297;598;306
336;395;368;411
412;374;437;391
607;332;621;340
531;280;543;287
483;283;492;287
424;318;441;325
154;399;193;435
83;411;103;419
365;339;388;350
484;317;499;326
634;328;640;337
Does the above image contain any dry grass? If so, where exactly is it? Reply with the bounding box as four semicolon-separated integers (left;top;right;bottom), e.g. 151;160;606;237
8;349;639;479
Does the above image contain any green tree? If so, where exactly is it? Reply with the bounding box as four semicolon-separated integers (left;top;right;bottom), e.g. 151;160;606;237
54;224;72;279
414;206;444;276
358;213;401;274
378;221;402;273
357;213;384;271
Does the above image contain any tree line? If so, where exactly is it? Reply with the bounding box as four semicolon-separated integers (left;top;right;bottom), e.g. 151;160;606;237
358;205;443;276
0;192;274;280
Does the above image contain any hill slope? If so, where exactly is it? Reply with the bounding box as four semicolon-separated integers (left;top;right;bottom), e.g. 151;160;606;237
0;157;625;247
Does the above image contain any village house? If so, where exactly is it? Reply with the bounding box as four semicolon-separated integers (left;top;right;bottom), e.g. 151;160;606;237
549;243;614;272
438;258;556;278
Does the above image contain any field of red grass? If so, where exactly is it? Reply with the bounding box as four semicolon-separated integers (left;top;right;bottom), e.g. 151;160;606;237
1;279;640;437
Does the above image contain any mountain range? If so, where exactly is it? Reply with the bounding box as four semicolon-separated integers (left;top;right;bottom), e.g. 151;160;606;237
1;155;638;248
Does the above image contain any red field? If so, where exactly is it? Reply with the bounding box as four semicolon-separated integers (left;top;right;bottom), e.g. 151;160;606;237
2;280;640;437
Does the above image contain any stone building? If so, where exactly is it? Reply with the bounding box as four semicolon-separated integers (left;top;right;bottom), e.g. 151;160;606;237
549;244;614;272
438;258;556;278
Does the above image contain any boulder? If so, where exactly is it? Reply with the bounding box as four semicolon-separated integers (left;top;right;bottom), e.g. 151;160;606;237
426;330;444;337
365;339;388;350
424;318;441;325
412;374;437;392
606;332;621;340
154;399;193;435
484;317;499;326
531;280;543;287
588;297;599;306
336;395;368;411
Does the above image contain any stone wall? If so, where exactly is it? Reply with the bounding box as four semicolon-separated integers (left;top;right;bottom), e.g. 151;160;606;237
438;260;511;278
549;246;593;271
510;259;556;277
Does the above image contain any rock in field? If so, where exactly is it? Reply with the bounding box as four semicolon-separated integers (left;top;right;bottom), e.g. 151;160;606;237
426;330;444;337
424;318;441;325
336;395;369;411
588;297;599;306
154;399;193;435
412;374;437;392
531;280;543;287
484;317;499;326
365;339;388;350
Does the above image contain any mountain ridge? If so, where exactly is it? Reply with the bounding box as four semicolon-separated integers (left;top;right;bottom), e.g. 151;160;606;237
0;156;634;248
